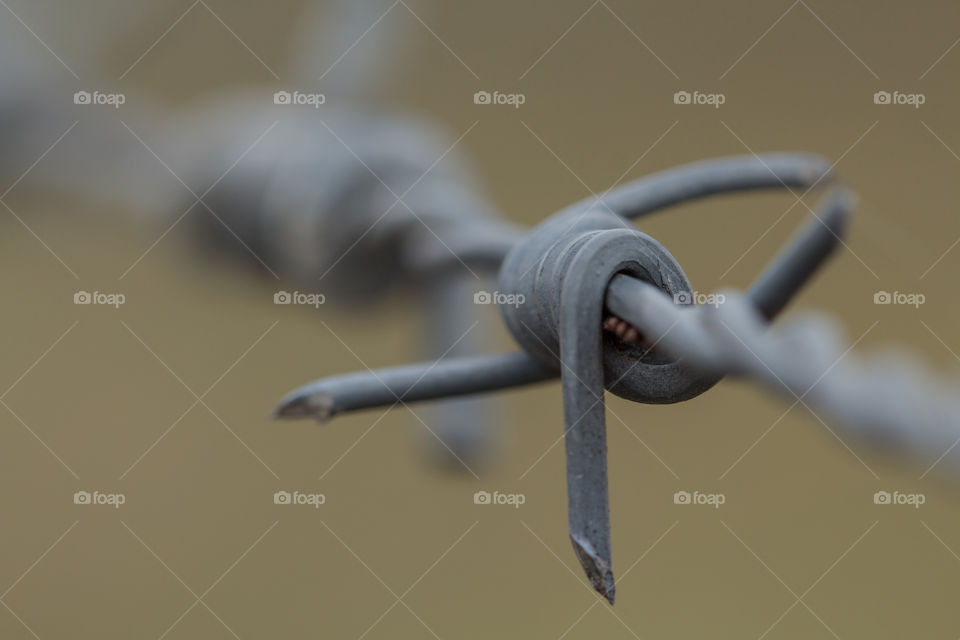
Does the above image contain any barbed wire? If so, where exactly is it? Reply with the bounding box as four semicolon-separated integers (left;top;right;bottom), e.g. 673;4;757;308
273;152;960;604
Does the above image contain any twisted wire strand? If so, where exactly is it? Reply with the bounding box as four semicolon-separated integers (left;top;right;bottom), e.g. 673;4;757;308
607;276;960;469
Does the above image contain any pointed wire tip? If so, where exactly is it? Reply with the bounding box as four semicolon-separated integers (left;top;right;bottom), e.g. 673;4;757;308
589;566;616;605
802;187;856;257
571;535;616;605
598;576;616;606
821;187;857;233
271;390;334;423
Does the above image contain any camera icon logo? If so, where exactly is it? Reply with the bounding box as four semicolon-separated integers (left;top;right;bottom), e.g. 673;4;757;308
73;91;92;105
873;91;891;105
873;291;891;304
673;91;691;105
273;491;292;505
873;490;891;505
73;490;91;504
474;91;491;105
673;490;691;505
473;490;491;505
274;91;292;105
673;291;693;305
474;291;492;304
74;291;92;304
274;291;292;304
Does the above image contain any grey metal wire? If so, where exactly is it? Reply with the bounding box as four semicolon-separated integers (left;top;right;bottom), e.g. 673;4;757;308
275;351;553;421
607;276;960;471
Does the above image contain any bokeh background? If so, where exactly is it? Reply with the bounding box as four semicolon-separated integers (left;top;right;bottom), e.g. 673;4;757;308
2;0;960;637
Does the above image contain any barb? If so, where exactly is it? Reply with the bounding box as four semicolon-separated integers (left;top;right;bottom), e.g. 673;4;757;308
275;352;554;421
276;151;855;603
280;152;840;419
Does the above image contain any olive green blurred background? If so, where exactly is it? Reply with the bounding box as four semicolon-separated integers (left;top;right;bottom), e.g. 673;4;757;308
3;0;960;637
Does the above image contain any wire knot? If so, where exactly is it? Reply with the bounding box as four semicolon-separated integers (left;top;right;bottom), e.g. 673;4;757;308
498;206;715;404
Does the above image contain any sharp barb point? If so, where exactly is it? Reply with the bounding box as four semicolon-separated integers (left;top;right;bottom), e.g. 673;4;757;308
571;535;616;604
272;391;335;422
